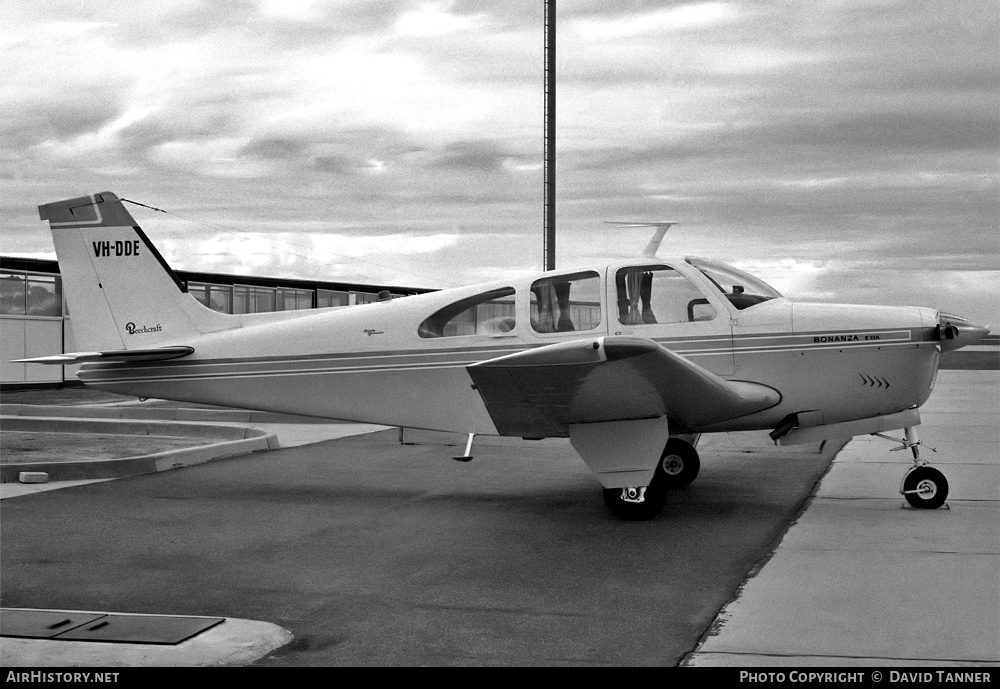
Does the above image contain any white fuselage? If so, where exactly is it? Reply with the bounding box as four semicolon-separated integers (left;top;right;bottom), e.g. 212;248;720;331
75;256;941;437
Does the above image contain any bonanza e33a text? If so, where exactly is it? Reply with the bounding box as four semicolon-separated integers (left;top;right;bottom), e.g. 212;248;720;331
19;192;990;519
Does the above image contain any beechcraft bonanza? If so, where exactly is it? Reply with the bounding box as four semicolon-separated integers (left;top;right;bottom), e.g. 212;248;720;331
19;192;990;519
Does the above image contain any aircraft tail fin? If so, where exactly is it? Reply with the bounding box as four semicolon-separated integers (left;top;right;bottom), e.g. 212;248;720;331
38;192;234;351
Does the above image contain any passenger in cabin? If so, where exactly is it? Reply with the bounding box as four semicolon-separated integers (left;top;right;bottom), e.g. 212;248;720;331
640;271;656;324
553;282;575;332
616;265;717;325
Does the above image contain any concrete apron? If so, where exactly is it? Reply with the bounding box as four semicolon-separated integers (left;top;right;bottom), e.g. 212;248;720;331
0;416;278;483
686;370;1000;666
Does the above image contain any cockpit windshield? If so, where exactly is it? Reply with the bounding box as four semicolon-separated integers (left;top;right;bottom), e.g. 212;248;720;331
686;257;782;311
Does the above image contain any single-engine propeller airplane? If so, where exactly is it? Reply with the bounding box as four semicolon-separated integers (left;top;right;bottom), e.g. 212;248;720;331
18;192;990;519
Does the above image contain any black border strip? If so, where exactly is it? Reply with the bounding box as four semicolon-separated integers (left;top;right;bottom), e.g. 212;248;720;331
132;225;187;293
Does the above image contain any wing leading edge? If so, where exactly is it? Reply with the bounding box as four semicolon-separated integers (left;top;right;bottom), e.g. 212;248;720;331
467;336;779;437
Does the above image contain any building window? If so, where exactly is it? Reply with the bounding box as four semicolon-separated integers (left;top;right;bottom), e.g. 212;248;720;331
188;283;208;308
317;289;350;308
1;271;62;317
26;274;62;316
188;282;235;314
209;285;233;314
1;272;26;315
278;287;314;311
233;285;276;313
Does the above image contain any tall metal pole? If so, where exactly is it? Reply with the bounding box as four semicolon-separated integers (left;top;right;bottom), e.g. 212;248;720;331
543;0;556;271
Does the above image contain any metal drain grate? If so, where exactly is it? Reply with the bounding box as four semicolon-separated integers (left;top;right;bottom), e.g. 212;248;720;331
1;608;225;645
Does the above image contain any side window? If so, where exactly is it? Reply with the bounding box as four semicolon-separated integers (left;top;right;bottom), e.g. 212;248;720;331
530;272;602;333
615;265;716;325
419;288;516;338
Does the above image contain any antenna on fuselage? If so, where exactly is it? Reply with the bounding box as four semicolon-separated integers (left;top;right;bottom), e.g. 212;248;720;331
605;221;679;258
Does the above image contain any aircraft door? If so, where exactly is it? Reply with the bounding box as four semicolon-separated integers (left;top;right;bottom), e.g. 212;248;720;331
608;264;735;376
683;258;792;375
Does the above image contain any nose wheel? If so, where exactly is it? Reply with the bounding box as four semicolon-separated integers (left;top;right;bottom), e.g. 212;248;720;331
902;466;949;509
876;426;949;509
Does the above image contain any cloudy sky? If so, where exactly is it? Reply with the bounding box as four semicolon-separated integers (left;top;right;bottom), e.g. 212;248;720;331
3;0;998;324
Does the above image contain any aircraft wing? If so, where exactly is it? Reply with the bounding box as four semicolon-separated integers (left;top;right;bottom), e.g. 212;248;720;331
467;336;779;437
12;346;195;365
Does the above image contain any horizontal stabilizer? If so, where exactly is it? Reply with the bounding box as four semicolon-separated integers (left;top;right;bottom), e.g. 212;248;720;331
13;346;194;365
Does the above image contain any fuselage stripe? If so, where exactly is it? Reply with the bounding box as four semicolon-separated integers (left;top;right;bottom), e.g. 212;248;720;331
79;328;929;386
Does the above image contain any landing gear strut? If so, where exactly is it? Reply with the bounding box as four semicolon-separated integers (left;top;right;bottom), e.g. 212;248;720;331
602;482;666;521
876;426;948;509
601;438;701;520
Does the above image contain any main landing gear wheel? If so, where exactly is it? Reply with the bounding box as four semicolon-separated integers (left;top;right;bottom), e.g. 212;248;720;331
603;481;667;521
902;466;949;510
657;439;700;489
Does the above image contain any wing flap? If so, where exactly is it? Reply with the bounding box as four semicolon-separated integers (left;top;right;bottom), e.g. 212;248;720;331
13;346;195;365
467;336;779;437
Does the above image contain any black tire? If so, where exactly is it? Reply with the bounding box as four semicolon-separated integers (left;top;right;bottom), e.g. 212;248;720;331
657;439;700;489
602;481;667;520
902;466;949;509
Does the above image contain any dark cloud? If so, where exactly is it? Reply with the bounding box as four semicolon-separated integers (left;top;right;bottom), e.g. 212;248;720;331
559;0;707;21
239;3;403;52
240;138;307;161
107;1;259;46
1;98;123;148
705;107;1000;159
428;140;510;172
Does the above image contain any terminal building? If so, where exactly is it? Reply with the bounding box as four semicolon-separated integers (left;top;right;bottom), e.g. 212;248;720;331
1;255;432;387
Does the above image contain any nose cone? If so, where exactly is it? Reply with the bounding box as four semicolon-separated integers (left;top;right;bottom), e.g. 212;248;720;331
936;312;991;353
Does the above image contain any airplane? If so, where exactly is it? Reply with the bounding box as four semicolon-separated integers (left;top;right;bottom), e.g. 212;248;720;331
16;191;990;519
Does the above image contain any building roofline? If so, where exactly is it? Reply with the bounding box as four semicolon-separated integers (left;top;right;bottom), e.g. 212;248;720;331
1;255;436;296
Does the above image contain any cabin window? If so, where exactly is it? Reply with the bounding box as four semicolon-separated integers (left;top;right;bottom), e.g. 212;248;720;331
686;258;781;311
418;287;516;338
615;265;717;325
530;271;602;333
